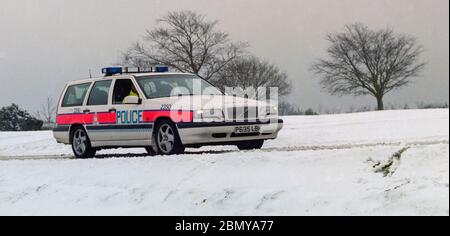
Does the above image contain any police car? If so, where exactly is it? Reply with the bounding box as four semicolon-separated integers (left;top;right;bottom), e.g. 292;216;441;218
53;67;283;158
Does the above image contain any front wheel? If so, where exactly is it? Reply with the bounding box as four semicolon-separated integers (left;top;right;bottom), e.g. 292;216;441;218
154;120;185;155
145;146;156;155
71;127;96;159
237;140;264;150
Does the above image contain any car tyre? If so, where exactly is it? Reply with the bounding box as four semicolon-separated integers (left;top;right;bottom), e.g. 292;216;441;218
71;126;96;159
237;140;264;150
154;120;185;155
145;146;157;155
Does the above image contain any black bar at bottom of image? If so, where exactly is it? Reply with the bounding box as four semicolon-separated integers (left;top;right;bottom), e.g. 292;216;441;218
130;216;307;234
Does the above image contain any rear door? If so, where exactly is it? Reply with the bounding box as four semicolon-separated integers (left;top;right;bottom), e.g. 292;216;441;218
56;82;93;128
84;79;114;142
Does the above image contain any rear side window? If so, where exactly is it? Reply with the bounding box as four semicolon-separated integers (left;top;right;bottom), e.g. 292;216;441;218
87;80;112;106
61;83;91;107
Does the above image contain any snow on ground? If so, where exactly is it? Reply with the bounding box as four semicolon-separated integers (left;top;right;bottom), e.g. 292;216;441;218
0;109;448;215
0;109;448;157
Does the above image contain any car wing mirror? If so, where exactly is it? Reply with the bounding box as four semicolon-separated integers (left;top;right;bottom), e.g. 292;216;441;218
123;96;141;104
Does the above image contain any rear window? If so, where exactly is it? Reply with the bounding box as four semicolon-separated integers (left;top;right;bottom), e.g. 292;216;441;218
61;83;91;107
87;80;112;106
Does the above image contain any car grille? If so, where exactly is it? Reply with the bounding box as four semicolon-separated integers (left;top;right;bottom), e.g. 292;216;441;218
226;107;259;121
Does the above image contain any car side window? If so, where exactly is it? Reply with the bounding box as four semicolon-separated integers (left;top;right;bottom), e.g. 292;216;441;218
61;83;91;107
141;81;157;98
112;79;139;104
87;80;112;106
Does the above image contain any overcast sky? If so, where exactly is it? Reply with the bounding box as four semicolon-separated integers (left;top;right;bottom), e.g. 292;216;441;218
0;0;448;112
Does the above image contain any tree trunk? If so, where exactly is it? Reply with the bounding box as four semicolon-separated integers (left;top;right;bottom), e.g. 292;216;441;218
376;96;384;111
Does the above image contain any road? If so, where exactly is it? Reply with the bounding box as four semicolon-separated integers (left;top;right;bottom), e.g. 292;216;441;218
1;139;447;161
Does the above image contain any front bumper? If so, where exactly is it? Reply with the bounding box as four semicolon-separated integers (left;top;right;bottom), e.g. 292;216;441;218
177;119;283;145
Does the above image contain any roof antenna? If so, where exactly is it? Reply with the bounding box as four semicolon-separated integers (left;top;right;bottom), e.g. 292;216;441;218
89;69;92;78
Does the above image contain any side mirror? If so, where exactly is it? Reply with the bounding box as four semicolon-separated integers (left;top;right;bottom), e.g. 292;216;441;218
123;96;141;104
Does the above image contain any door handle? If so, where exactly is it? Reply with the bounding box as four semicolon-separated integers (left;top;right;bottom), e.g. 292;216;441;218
83;109;90;113
109;108;117;113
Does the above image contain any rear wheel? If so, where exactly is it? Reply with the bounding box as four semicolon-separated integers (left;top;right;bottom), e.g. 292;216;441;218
237;140;264;150
154;120;185;155
71;127;96;159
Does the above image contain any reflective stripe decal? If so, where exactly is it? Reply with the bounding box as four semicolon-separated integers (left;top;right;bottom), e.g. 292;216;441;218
57;113;95;125
56;112;117;125
177;119;284;129
97;112;116;124
142;110;193;123
56;110;193;126
53;124;153;133
86;124;153;130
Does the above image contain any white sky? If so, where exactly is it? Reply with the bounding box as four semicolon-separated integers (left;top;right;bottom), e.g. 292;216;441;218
0;0;448;112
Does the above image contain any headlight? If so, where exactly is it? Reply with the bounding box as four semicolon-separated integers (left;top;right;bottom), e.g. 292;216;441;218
270;106;278;114
195;109;224;122
261;106;278;116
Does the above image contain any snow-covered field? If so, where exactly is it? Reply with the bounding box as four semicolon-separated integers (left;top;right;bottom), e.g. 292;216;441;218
0;109;448;215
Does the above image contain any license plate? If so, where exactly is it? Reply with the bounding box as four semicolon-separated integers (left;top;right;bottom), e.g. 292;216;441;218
234;125;261;134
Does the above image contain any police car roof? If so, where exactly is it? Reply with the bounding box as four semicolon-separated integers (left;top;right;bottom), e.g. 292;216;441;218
132;72;195;78
67;72;195;85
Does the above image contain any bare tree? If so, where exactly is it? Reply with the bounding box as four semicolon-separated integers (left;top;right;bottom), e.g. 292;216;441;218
215;56;292;96
35;96;56;124
311;23;426;110
278;101;301;115
122;11;247;81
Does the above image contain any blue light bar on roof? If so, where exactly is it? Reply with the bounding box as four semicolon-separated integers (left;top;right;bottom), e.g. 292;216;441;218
101;66;169;76
155;66;169;73
102;67;122;76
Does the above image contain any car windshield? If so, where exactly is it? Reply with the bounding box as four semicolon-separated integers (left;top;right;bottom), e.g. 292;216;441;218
136;74;223;99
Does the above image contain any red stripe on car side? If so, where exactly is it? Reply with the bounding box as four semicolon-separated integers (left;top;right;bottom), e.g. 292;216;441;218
143;110;193;123
57;110;192;125
57;113;95;125
97;112;117;124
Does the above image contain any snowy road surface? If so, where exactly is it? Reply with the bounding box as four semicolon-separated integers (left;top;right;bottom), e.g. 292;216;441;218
0;109;448;215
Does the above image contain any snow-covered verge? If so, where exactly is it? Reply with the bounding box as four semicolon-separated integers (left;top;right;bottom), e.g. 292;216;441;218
0;109;448;157
0;109;448;215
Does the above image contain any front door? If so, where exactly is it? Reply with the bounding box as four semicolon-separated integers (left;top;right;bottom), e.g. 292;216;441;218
107;78;152;144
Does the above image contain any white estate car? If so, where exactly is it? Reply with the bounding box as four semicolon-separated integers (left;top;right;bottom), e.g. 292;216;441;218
53;67;283;158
